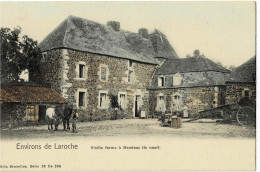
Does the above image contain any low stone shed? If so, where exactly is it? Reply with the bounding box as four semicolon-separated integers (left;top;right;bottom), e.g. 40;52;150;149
0;83;65;126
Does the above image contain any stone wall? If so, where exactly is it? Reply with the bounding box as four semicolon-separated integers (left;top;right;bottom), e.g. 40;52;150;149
225;82;256;105
32;49;63;93
40;48;157;120
149;86;226;116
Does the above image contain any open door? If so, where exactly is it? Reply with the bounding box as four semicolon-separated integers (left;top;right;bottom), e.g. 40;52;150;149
134;95;141;117
38;105;46;122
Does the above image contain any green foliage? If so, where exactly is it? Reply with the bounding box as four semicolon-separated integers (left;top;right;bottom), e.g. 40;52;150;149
108;93;119;109
0;27;41;83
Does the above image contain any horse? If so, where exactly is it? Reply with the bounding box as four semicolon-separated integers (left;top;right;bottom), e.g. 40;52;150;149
46;107;60;131
62;106;73;130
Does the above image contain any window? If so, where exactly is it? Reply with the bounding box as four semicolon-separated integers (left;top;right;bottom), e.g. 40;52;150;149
174;95;180;100
119;93;127;109
100;66;108;81
173;73;182;86
79;64;85;78
158;76;165;87
128;70;134;83
41;52;47;62
98;91;109;109
244;90;250;97
78;92;85;107
129;60;133;68
76;89;87;108
76;61;87;79
157;95;166;112
172;94;183;111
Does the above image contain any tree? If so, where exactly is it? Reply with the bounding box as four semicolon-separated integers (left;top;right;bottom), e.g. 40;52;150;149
0;27;41;83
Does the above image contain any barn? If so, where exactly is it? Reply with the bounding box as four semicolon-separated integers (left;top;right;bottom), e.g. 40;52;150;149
0;83;65;127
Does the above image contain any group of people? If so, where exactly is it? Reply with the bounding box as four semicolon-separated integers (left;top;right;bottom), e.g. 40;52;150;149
45;105;79;133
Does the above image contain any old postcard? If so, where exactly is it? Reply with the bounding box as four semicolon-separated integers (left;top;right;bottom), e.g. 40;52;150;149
0;1;256;171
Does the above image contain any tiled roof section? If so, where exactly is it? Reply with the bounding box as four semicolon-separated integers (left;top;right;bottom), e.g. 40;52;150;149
0;85;65;104
39;15;164;64
150;71;230;89
228;56;256;82
155;57;230;75
149;29;179;59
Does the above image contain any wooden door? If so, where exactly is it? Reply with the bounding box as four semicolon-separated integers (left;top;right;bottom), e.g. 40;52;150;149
26;105;39;122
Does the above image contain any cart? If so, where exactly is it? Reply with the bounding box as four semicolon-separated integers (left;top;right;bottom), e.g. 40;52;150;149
196;98;256;126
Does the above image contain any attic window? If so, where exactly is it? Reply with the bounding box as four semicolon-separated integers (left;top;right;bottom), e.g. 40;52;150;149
158;76;165;87
41;52;47;62
129;60;133;68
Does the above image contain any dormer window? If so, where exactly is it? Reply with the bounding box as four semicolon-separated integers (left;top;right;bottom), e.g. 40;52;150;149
41;52;47;62
173;73;182;86
158;76;165;87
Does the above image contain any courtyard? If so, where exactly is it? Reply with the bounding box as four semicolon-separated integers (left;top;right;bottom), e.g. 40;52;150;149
0;118;255;140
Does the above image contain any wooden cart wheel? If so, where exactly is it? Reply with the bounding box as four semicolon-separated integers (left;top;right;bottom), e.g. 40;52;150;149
236;106;255;126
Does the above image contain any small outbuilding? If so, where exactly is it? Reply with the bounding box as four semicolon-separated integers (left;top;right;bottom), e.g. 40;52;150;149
0;83;65;126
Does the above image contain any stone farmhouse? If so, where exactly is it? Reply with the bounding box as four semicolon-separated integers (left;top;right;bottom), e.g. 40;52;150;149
225;56;256;105
17;15;254;121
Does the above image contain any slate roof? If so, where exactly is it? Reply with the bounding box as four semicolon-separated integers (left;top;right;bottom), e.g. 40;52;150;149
155;57;230;75
228;56;256;83
0;85;65;104
149;29;179;59
39;16;179;64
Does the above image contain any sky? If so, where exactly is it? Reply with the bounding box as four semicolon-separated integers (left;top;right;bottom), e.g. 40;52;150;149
0;1;256;67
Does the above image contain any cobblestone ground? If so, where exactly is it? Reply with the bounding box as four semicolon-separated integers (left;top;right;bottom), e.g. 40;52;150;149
0;119;256;140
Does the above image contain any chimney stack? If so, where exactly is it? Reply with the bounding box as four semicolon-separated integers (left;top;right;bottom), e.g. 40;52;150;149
138;28;149;39
107;21;120;31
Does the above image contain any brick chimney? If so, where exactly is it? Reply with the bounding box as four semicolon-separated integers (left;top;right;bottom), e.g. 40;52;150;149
138;28;149;39
107;21;120;31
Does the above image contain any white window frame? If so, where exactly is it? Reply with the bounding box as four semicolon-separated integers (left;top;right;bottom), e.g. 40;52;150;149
158;76;165;87
75;61;87;80
100;64;109;82
118;92;127;110
76;88;87;109
173;73;182;86
172;93;183;111
98;90;109;109
128;70;135;83
156;93;166;112
41;52;47;62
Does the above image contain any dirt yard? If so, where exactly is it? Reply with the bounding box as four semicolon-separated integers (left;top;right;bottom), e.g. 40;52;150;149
0;118;255;140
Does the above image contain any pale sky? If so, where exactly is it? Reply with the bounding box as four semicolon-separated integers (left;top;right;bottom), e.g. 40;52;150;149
0;1;255;67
